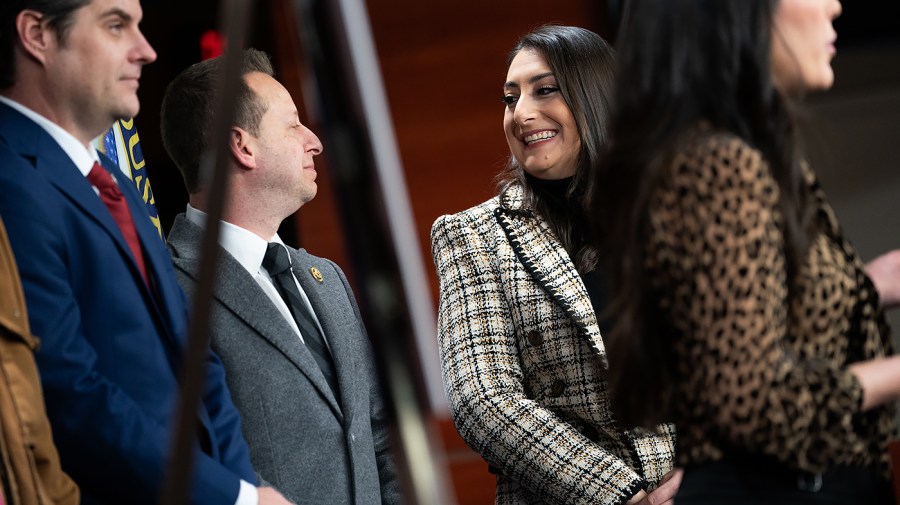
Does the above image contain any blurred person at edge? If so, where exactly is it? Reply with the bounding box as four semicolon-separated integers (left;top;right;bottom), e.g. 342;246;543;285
0;0;291;503
431;25;681;505
0;215;79;505
596;0;900;503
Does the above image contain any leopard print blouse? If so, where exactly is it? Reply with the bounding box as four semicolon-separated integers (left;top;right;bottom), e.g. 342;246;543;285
645;130;897;479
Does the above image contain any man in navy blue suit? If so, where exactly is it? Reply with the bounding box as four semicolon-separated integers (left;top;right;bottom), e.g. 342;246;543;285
0;1;291;504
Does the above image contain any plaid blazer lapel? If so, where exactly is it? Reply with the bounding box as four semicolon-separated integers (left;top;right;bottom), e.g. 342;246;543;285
494;184;609;367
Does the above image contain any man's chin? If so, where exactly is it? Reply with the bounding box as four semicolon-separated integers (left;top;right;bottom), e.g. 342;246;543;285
300;187;318;205
115;100;142;122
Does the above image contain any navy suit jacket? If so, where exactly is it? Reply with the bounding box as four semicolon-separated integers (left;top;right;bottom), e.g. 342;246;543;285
0;101;256;504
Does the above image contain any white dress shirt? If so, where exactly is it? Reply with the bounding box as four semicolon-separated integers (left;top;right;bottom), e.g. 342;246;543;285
0;96;258;505
184;204;329;347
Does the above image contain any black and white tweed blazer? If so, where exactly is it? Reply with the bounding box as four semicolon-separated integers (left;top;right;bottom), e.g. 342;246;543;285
432;183;675;505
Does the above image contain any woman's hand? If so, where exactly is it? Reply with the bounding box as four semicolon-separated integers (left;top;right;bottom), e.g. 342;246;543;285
626;468;683;505
646;468;683;504
626;490;648;505
865;249;900;309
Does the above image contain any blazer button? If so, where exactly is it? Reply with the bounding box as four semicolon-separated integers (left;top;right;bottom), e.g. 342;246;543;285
550;379;565;397
526;330;543;346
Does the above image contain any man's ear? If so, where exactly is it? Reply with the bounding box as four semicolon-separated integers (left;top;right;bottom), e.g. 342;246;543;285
16;10;55;65
229;126;257;170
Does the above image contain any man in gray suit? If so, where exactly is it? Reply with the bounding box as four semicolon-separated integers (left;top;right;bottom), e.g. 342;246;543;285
159;49;400;505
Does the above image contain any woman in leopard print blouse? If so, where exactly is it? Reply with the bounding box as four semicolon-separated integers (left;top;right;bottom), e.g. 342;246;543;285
596;0;900;503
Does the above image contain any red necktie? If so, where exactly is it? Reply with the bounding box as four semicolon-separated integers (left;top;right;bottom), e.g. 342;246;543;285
86;162;149;285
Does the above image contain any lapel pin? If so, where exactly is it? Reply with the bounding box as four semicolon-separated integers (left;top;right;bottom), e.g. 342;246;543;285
309;266;324;283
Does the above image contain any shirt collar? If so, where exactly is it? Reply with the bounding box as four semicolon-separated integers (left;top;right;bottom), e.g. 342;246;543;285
185;204;287;277
0;96;100;177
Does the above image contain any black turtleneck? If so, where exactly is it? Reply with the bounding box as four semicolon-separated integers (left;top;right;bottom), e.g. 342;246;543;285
523;173;616;336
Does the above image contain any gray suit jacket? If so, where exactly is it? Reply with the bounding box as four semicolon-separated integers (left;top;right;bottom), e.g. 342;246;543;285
167;214;399;505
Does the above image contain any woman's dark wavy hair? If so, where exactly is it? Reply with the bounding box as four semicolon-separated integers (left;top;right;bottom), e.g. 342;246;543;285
596;0;815;428
497;25;615;274
1;0;90;89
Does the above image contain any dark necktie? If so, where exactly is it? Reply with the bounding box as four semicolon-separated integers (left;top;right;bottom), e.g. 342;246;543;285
87;162;149;286
263;243;339;400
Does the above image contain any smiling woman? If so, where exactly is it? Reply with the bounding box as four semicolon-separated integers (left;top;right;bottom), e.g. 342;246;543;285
431;25;679;505
501;48;581;181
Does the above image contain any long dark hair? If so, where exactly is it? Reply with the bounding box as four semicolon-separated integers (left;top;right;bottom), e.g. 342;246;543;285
497;25;615;274
596;0;815;427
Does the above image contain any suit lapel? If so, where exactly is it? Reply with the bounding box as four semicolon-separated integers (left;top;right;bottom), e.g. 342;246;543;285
291;249;361;424
167;216;344;418
37;145;144;270
494;185;609;367
105;157;167;287
96;158;186;339
0;104;184;344
1;105;140;274
2;105;150;295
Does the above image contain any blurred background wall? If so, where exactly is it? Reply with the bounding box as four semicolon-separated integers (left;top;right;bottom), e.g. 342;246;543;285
134;1;899;502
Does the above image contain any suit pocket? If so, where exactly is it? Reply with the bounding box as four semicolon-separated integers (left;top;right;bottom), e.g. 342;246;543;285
251;396;282;488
